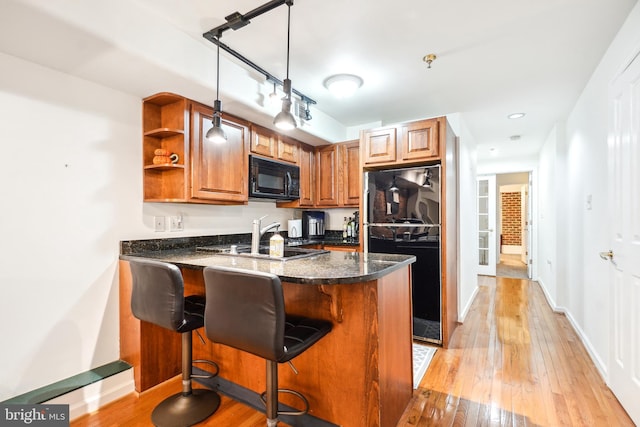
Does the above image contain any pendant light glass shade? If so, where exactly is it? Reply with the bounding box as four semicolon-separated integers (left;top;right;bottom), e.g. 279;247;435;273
274;78;297;130
273;3;297;131
206;101;227;143
206;36;227;143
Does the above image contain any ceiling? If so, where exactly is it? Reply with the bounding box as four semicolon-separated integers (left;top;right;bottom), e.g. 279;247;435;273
1;0;637;162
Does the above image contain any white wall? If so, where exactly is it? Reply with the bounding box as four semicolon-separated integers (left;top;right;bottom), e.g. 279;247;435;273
536;125;560;307
536;2;640;376
446;113;478;321
0;52;294;401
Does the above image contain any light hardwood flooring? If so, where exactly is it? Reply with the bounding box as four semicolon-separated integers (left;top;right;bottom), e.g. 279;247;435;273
71;276;633;426
398;276;633;426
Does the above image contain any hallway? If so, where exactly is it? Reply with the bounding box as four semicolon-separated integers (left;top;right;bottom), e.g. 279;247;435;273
496;254;528;280
397;276;633;426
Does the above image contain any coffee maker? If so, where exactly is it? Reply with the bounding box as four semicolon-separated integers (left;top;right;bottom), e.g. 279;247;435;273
302;211;325;239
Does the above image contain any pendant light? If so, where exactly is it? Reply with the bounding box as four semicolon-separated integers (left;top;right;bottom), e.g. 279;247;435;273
273;2;297;131
206;35;227;143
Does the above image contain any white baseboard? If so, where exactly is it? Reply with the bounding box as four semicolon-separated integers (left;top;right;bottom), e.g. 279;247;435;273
44;368;135;421
562;310;608;381
501;245;522;255
535;278;608;381
458;285;479;323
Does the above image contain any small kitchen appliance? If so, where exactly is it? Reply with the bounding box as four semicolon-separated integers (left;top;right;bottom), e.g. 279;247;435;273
287;219;302;239
302;211;325;239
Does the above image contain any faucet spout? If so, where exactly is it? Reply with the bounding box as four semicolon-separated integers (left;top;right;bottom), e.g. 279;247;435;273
260;221;281;236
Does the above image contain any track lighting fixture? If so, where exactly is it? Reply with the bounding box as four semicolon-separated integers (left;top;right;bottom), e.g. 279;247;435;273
203;1;317;124
206;34;227;143
273;2;297;130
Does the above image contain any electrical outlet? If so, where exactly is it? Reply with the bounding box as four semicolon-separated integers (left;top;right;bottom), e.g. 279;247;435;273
170;215;184;231
154;216;166;232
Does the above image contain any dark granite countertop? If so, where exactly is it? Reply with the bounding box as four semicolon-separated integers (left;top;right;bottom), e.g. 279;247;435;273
120;248;414;285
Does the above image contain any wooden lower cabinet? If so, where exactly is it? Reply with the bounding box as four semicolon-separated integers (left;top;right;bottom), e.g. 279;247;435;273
190;103;249;203
324;244;359;252
119;260;413;427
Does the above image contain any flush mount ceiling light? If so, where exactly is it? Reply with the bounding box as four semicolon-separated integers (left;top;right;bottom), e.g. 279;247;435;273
323;74;363;99
205;34;227;143
508;112;526;119
273;2;297;131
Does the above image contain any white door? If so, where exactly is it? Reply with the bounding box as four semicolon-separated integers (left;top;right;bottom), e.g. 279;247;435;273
477;175;497;276
520;184;528;265
607;50;640;425
520;180;532;278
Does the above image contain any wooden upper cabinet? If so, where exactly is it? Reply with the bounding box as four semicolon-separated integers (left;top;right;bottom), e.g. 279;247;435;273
401;118;439;161
250;124;276;158
339;140;360;206
362;127;397;165
276;142;314;208
298;144;314;206
277;136;298;164
316;144;339;207
362;118;442;167
190;103;249;203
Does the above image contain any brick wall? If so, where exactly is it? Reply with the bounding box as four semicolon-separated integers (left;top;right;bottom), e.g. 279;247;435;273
501;192;521;245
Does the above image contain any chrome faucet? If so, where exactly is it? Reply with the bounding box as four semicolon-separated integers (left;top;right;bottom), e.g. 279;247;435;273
251;215;281;254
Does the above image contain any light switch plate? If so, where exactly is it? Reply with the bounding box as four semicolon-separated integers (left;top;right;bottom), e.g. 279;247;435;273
170;215;184;231
154;216;166;232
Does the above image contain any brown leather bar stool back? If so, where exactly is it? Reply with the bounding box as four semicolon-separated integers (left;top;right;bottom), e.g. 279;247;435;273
203;266;332;427
129;258;220;427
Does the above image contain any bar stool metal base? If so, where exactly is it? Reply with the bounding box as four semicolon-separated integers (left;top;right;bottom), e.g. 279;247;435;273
151;388;221;427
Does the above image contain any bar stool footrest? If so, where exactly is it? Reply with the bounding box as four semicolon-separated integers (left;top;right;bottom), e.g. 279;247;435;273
260;388;309;416
192;359;219;379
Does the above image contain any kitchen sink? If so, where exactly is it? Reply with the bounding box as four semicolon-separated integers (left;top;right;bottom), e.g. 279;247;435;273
196;245;329;261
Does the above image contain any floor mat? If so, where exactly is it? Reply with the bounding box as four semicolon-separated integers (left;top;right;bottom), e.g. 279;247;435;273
413;343;436;389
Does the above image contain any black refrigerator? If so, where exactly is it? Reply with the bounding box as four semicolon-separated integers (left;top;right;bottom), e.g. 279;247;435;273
364;165;442;344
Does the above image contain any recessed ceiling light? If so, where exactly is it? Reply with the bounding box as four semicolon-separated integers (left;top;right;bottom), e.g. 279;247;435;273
508;112;526;119
323;74;363;99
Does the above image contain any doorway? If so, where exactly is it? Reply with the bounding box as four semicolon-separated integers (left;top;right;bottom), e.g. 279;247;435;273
478;172;531;278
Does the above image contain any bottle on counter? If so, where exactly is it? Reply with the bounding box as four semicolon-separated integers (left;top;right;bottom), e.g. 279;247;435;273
343;217;348;242
347;217;353;241
269;227;284;258
353;211;360;241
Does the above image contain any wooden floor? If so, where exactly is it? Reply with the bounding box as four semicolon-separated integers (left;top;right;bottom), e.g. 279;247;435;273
71;276;633;426
397;276;634;426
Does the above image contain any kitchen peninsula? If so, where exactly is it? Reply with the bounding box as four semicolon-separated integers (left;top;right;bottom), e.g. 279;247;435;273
119;237;415;427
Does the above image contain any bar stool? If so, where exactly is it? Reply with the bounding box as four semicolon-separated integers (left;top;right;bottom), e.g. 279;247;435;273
202;266;332;427
129;258;221;427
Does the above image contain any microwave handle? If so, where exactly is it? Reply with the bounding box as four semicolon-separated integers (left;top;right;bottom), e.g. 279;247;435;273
286;171;292;196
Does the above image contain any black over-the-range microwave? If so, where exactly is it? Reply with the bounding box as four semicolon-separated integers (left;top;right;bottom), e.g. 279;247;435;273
249;155;300;200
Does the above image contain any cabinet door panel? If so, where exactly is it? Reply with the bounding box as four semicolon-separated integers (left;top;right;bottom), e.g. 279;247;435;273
278;137;298;164
299;145;314;206
250;125;275;157
363;127;397;164
191;104;248;203
341;141;360;206
316;145;339;206
401;119;439;160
